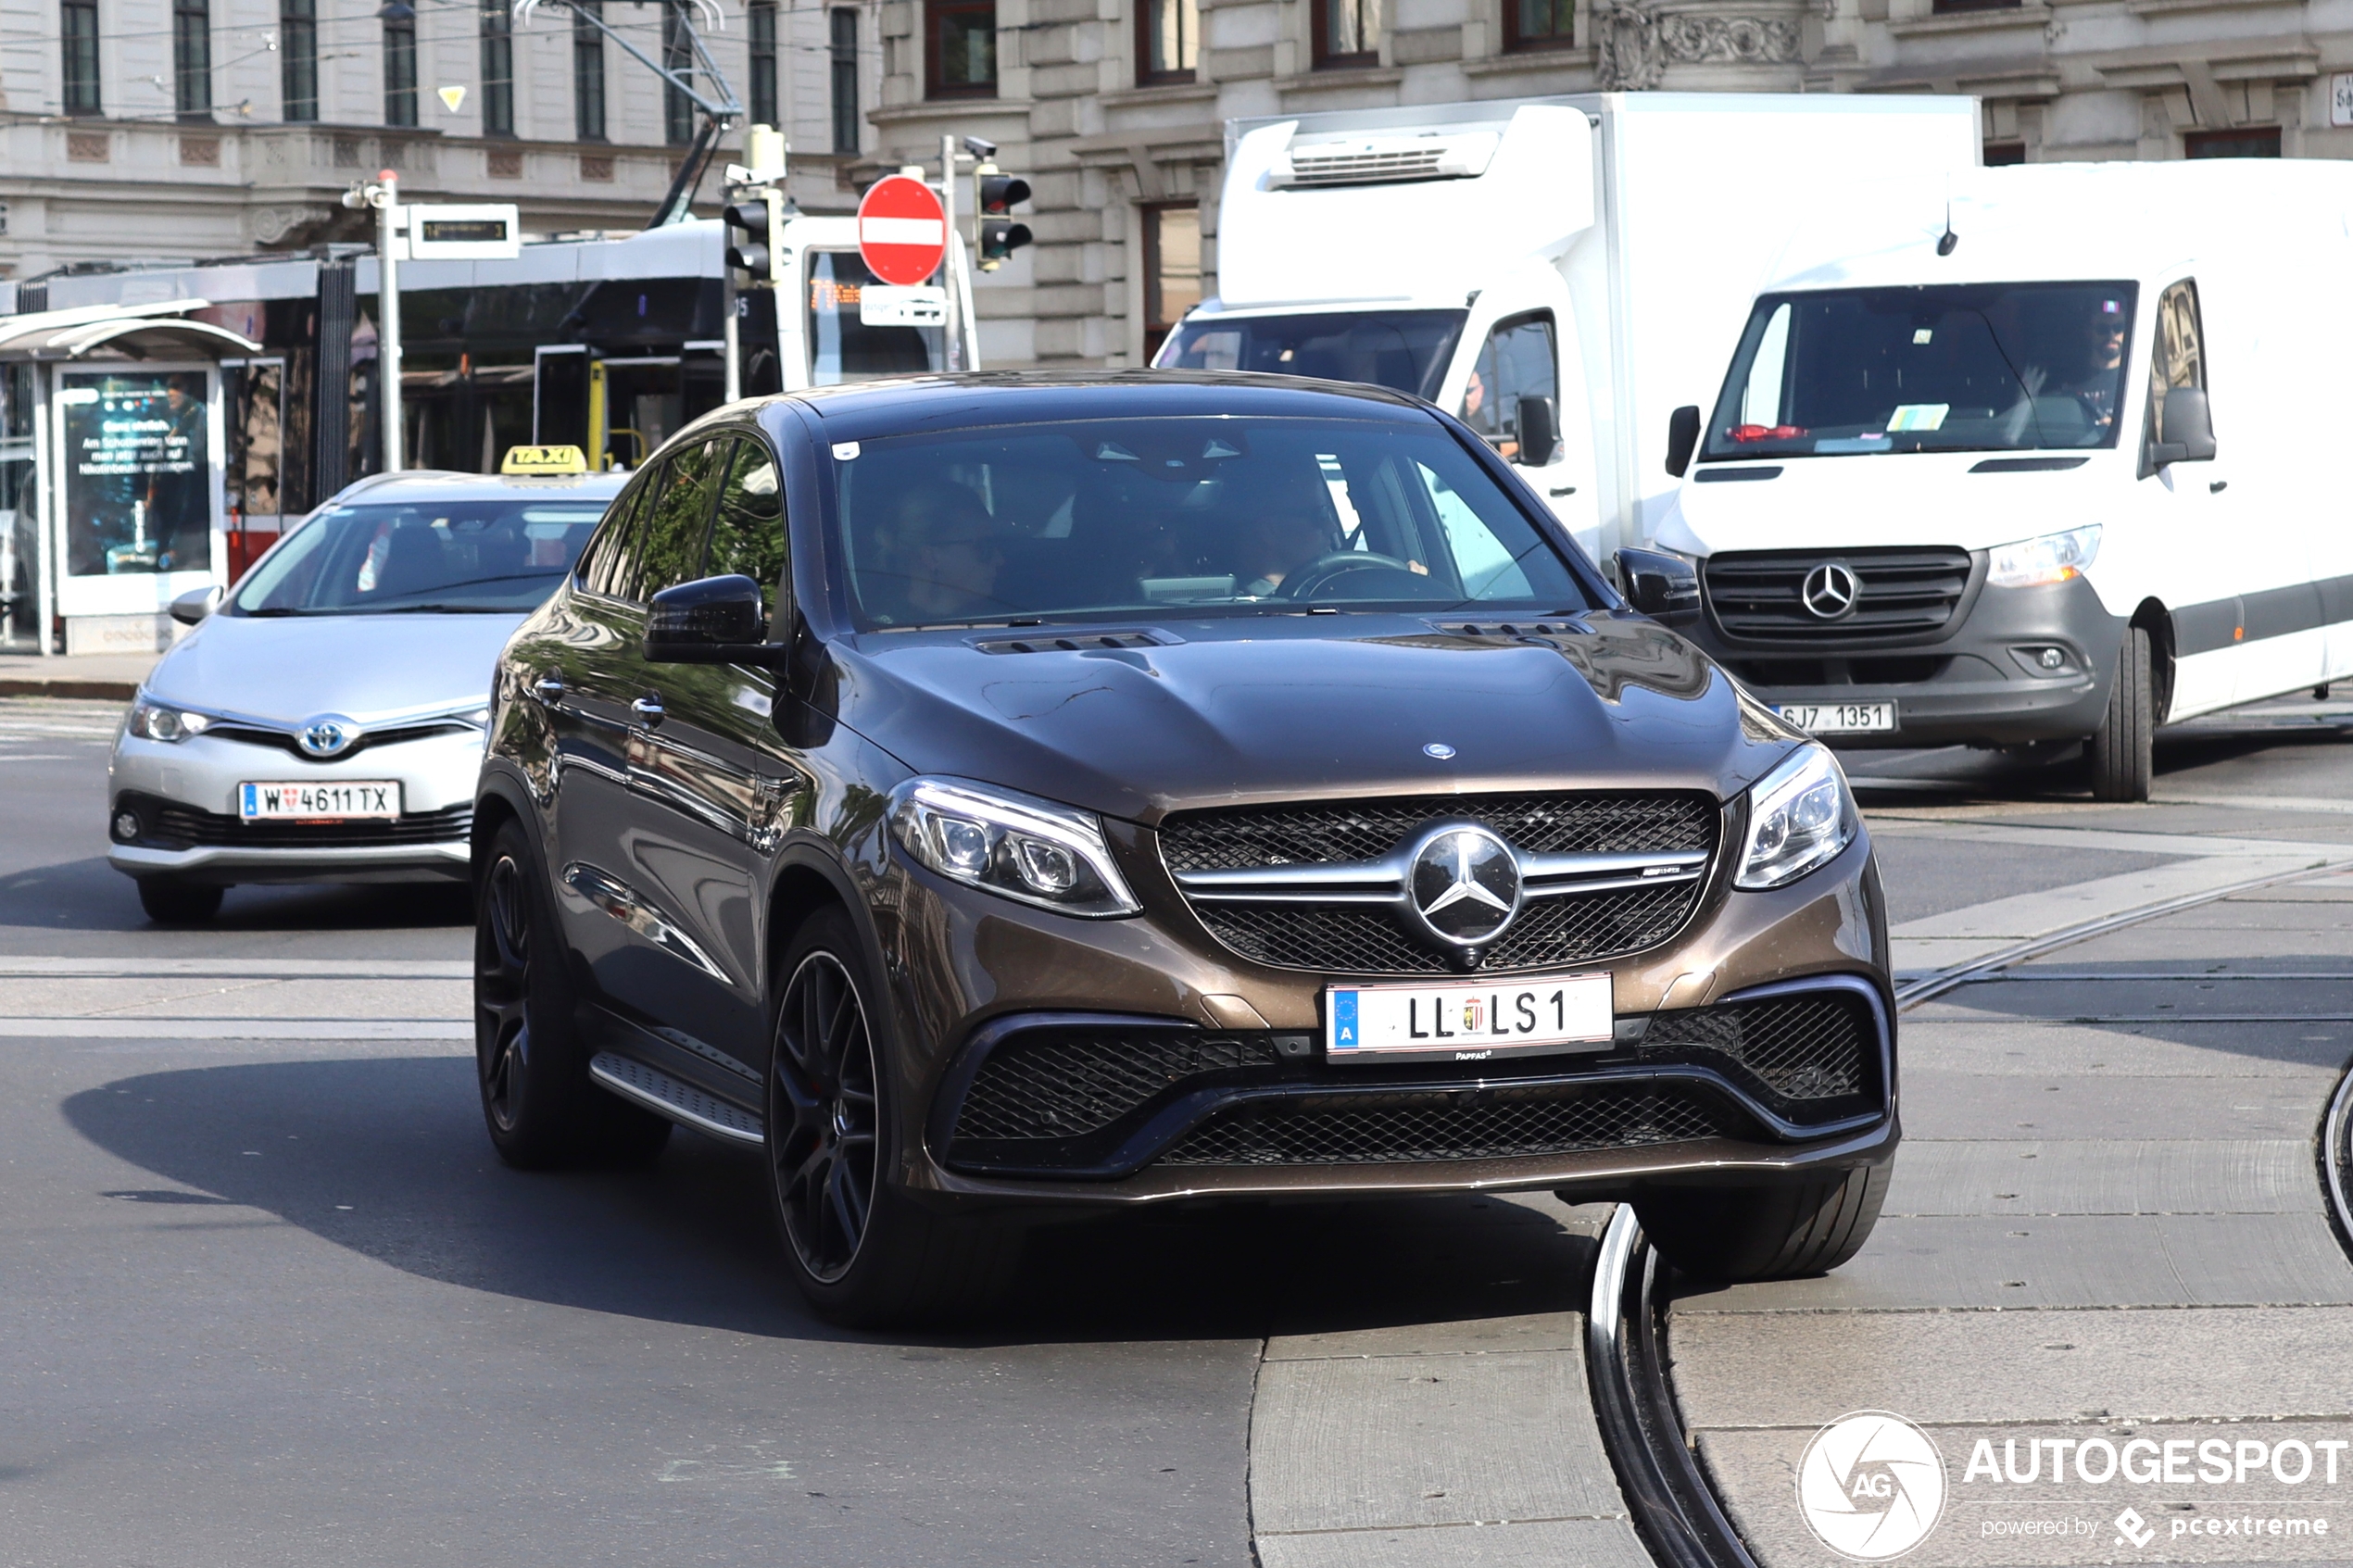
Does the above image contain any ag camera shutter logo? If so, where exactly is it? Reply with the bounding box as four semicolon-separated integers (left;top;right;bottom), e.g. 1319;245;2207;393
1797;1410;1948;1561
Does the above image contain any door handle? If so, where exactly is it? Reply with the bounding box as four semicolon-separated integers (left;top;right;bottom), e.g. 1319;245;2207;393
632;695;665;726
2209;480;2228;494
533;675;565;703
1548;485;1578;496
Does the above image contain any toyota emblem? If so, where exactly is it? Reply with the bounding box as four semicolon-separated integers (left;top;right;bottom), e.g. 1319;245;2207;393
1405;824;1523;950
1801;562;1861;620
297;715;360;759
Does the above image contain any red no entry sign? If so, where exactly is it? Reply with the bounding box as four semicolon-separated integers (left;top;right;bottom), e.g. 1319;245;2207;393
857;176;949;287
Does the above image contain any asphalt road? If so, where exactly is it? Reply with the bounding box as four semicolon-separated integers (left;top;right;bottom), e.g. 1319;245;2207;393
6;694;2353;1566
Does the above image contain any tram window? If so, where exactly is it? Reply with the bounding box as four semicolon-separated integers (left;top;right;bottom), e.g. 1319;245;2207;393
807;251;947;385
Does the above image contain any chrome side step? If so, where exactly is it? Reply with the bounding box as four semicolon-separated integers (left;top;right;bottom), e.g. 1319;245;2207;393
588;1052;765;1147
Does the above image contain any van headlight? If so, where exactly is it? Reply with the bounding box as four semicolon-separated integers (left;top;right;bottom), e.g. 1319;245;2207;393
1987;525;2101;589
126;698;213;744
888;777;1141;918
1735;744;1858;890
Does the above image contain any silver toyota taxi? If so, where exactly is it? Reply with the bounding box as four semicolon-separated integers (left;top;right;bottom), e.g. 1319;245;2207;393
108;460;623;922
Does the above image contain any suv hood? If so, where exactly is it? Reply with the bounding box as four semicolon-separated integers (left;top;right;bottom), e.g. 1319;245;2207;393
837;613;1795;823
145;611;522;726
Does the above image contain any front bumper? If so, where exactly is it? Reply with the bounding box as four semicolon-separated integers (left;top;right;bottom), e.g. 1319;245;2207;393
107;728;480;885
875;825;1895;1212
1691;572;2129;749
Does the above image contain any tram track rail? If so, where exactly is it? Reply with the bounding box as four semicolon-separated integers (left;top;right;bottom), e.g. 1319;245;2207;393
1584;850;2353;1568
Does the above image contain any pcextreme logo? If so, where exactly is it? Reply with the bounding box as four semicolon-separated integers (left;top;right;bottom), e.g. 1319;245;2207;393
1797;1411;1949;1561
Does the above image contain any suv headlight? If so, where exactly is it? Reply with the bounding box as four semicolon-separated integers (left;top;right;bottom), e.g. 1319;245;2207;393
1735;743;1858;890
888;777;1141;918
1987;525;2101;589
126;697;213;744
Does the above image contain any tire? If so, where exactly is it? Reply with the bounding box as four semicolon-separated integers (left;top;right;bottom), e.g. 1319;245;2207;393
138;877;223;924
1634;1161;1890;1283
2087;624;2154;803
472;818;671;1169
764;905;1020;1327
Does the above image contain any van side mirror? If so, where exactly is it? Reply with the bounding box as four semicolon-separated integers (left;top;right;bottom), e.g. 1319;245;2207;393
646;574;774;663
1513;395;1558;467
169;585;221;626
1615;546;1701;626
1666;405;1701;479
2151;387;2217;465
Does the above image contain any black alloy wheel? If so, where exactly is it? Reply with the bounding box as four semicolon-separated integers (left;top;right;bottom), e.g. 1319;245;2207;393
476;849;535;1139
771;945;881;1283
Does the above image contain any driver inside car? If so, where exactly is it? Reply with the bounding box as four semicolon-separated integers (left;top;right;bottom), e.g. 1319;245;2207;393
1231;473;1341;597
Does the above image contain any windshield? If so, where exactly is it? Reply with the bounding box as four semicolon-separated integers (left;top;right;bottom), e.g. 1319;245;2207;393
1702;282;2138;460
808;251;951;385
834;415;1597;631
1156;311;1466;401
230;494;609;616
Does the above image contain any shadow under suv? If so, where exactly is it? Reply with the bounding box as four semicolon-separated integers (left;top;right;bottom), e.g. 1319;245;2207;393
473;371;1897;1324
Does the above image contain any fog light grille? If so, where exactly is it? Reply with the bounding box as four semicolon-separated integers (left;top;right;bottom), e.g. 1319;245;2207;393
955;1028;1283;1142
1639;990;1875;1108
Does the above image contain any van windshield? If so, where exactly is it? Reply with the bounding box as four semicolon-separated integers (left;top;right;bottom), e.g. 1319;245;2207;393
832;414;1597;630
1156;311;1466;401
1702;282;2139;460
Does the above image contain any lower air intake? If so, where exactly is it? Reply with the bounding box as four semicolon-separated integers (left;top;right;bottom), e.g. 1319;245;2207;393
1156;1085;1733;1167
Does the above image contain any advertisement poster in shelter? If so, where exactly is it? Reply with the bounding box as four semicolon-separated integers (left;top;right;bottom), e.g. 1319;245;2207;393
58;370;217;580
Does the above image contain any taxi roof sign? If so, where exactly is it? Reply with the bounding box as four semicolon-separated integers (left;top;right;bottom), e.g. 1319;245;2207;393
501;444;588;475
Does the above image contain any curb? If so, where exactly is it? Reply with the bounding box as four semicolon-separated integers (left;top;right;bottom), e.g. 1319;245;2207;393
0;678;138;701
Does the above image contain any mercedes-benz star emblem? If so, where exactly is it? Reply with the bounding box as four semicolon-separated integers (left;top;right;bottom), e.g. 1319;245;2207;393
297;715;359;759
1406;824;1523;951
1802;562;1861;621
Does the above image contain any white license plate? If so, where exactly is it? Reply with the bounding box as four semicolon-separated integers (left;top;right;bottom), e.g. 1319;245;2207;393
1327;973;1614;1064
1775;701;1897;734
238;781;402;821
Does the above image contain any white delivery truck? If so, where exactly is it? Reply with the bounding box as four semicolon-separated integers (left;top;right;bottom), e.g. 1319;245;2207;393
1651;159;2353;800
1156;93;1981;565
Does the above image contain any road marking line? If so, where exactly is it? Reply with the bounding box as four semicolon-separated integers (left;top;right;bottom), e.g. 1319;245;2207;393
1869;819;2346;859
0;956;470;980
0;1018;470;1039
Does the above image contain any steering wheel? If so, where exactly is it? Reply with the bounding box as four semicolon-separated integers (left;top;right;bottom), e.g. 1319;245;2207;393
1281;550;1419;599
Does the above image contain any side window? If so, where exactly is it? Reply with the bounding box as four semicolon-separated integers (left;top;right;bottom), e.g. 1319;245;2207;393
1459;313;1560;463
579;478;651;599
631;436;725;601
2144;280;2206;460
706;434;788;616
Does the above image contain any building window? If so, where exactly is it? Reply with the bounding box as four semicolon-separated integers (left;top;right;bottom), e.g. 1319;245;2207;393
830;8;859;152
384;12;417;126
662;0;695;144
479;0;513;134
1504;0;1570;50
748;0;777;125
1314;0;1380;67
174;0;211;118
1138;0;1195;82
1929;0;2016;12
1142;202;1202;361
573;0;605;139
281;0;317;119
1982;139;2025;165
926;0;996;98
2185;126;2280;158
61;0;101;114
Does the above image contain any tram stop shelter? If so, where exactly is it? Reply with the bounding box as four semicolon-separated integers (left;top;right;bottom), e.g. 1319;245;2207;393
0;300;262;658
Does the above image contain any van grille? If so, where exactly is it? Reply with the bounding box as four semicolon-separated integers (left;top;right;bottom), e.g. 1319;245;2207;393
1704;547;1974;645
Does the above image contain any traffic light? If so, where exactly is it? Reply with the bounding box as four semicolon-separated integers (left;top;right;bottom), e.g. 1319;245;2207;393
973;166;1032;271
723;196;777;282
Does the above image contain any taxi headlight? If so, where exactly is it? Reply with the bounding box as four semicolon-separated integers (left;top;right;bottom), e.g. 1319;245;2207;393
127;698;212;744
1987;525;2101;589
888;777;1140;918
1736;743;1858;890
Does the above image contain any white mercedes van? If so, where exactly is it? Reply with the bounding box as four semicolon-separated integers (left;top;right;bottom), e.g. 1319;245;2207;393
1654;160;2353;799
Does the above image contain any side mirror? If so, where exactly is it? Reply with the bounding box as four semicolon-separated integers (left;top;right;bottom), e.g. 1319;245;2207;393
1513;395;1558;468
169;585;221;626
1615;546;1701;626
1665;405;1702;479
646;574;773;663
2151;386;2217;465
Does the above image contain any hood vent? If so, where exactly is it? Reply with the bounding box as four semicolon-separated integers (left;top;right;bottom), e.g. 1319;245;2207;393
1269;131;1502;189
969;629;1176;656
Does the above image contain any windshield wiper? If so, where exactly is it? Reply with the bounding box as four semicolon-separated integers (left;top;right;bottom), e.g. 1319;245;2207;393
365;603;525;614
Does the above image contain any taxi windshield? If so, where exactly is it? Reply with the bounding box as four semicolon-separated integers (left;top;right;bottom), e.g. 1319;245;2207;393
1703;282;2139;459
832;415;1597;631
230;495;609;616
